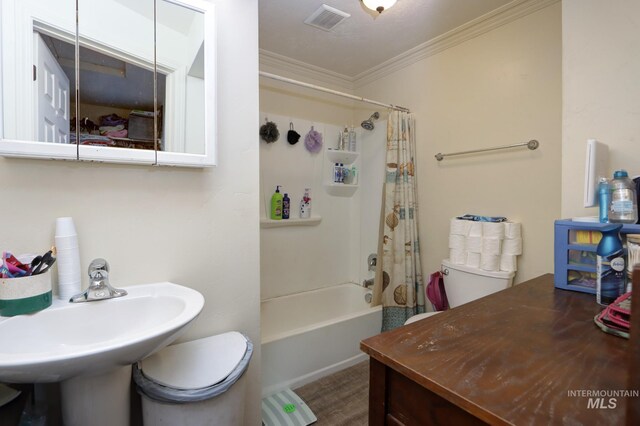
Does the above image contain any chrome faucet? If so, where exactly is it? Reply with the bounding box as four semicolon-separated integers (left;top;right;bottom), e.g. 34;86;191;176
362;278;375;289
69;258;127;303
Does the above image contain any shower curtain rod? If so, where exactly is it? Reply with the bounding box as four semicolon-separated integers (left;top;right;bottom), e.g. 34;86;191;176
259;71;411;113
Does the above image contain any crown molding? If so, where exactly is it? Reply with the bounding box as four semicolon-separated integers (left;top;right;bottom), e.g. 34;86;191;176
259;49;355;92
258;0;560;93
353;0;560;88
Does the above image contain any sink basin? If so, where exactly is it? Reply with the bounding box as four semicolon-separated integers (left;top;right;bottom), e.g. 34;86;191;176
0;282;204;426
0;282;204;383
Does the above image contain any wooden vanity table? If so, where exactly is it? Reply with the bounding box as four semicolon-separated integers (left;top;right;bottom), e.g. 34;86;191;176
361;274;634;425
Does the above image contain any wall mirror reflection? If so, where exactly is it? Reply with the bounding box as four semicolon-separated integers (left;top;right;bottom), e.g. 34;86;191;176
0;0;215;166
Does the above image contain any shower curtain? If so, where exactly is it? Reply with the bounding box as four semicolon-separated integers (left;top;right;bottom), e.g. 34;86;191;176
372;111;425;331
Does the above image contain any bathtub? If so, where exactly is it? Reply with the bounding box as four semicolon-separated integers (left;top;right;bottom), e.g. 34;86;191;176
261;283;382;396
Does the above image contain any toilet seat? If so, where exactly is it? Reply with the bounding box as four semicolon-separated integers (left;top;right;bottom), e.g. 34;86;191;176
404;311;440;325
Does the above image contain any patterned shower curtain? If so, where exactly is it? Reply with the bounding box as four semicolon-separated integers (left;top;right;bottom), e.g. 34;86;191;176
372;111;425;331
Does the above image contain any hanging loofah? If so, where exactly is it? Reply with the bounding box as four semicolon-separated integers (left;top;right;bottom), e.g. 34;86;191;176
287;122;301;145
260;120;280;143
304;126;323;153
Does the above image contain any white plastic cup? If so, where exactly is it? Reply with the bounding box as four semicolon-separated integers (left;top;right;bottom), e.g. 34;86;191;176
58;281;81;300
55;217;78;238
55;217;82;301
55;247;81;258
55;236;79;250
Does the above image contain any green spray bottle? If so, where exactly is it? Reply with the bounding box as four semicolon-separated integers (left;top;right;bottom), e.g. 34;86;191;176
270;185;283;220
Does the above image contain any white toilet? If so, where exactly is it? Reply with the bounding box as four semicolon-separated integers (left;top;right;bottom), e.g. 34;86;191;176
405;259;514;325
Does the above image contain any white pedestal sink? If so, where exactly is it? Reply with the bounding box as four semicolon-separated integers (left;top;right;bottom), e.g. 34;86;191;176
0;282;204;426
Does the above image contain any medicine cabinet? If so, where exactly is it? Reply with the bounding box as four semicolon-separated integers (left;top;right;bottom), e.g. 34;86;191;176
0;0;216;167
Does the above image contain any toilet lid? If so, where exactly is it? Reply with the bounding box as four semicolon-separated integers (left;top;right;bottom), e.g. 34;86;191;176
140;331;248;390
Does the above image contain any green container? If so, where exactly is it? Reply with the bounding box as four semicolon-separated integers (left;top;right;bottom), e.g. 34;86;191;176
0;270;53;317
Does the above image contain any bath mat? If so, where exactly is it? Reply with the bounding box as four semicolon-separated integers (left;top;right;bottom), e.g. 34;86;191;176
262;388;317;426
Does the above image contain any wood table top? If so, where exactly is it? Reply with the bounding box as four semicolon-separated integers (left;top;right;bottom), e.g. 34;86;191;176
361;274;631;425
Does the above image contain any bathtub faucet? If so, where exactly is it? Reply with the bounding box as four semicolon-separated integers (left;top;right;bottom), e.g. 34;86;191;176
362;278;375;289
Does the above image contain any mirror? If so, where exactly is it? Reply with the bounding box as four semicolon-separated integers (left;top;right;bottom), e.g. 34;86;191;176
0;0;216;167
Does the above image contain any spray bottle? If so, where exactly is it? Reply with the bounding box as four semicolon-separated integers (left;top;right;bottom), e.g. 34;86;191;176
596;223;625;305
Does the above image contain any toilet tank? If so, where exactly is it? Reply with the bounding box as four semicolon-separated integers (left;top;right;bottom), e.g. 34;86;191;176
442;259;514;308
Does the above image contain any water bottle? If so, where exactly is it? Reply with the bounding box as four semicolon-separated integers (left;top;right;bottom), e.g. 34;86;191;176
596;223;625;305
609;170;638;224
598;178;610;223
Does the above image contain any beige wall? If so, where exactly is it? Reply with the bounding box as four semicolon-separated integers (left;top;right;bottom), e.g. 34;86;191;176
355;3;562;283
562;0;640;218
0;0;262;423
260;79;356;126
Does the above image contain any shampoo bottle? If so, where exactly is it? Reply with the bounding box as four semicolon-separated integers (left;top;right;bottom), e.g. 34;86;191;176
341;127;349;150
349;126;356;152
270;185;283;220
282;193;290;219
596;223;625;305
598;177;610;223
300;188;311;219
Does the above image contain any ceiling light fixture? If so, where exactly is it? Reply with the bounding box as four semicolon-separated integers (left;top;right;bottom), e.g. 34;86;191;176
362;0;397;14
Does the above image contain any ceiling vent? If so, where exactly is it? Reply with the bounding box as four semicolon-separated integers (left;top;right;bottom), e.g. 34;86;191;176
304;4;350;32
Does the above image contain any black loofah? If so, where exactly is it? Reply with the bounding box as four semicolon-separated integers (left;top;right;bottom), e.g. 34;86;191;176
260;121;280;143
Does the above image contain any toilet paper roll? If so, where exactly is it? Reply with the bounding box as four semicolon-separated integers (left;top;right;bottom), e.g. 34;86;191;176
502;238;523;255
482;222;505;239
482;237;503;256
480;253;500;271
449;234;466;250
468;221;483;237
504;222;522;239
449;249;467;265
450;218;471;236
466;236;482;253
466;252;481;268
500;254;518;272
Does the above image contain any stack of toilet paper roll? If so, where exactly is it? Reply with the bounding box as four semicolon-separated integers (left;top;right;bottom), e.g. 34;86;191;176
449;218;522;272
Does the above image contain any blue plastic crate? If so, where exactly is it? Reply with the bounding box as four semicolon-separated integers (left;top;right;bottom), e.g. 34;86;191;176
554;219;640;294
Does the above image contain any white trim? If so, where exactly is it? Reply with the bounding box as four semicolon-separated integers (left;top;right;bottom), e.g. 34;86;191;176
259;49;354;91
354;0;560;87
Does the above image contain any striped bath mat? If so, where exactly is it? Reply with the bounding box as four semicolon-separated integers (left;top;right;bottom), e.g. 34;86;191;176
262;388;317;426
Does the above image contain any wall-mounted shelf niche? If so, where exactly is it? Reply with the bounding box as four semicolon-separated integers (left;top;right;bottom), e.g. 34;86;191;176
324;183;358;197
260;216;322;228
326;149;358;164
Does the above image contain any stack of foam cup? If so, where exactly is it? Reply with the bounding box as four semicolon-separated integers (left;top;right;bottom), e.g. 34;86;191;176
55;217;82;301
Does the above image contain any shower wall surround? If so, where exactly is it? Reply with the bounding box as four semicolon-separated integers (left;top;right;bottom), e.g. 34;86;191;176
259;112;386;300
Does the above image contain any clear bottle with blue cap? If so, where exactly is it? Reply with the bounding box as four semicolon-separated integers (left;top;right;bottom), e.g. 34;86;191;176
608;170;638;224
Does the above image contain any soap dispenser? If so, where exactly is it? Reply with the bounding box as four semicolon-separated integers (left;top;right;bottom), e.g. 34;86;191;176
270;186;283;220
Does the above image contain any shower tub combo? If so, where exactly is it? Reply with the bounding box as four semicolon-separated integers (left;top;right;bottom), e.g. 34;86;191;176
261;283;382;396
